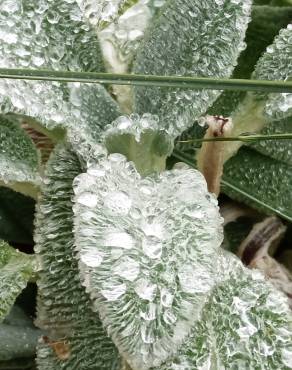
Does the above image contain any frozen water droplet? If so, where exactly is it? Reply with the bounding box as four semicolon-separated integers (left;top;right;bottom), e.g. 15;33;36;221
80;248;103;268
141;322;155;344
104;191;132;215
101;283;127;301
142;235;163;259
76;192;98;208
163;309;177;325
113;257;140;281
103;228;135;249
134;278;157;302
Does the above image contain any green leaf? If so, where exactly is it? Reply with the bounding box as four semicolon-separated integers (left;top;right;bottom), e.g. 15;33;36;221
35;144;121;370
252;24;292;121
0;0;119;160
223;116;292;221
0;306;41;363
133;0;252;138
223;146;292;221
73;154;223;369
0;115;40;198
0;241;36;322
104;114;173;176
0;187;35;245
209;5;292;117
156;252;292;369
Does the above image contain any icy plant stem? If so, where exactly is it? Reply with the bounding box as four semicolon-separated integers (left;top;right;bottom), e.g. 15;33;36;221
197;116;233;197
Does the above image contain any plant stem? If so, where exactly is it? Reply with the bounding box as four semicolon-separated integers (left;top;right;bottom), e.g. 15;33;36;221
178;133;292;144
0;68;292;92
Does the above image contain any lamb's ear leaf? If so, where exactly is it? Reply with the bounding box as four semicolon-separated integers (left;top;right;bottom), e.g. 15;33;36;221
252;24;292;121
0;0;120;159
223;116;292;221
104;114;173;176
209;5;292;117
0;115;40;198
154;252;292;369
34;144;120;369
73;154;223;369
133;0;252;139
0;241;36;323
206;253;292;369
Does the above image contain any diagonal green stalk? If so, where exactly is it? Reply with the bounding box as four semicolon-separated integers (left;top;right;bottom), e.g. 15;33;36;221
172;149;292;223
178;133;292;144
0;68;292;93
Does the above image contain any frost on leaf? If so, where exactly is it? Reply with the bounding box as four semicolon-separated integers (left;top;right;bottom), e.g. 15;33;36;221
35;144;120;370
156;252;292;369
0;115;40;197
73;154;223;369
104;113;173;175
133;0;252;139
253;24;292;121
0;0;120;160
0;240;36;322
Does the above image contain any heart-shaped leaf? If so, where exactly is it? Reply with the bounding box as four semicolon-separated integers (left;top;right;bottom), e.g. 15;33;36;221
0;115;40;197
133;0;252;138
73;154;223;369
35;144;120;370
0;240;36;322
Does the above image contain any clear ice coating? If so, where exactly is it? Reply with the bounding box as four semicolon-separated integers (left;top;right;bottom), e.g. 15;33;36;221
253;24;292;121
0;240;36;322
155;251;292;370
105;113;161;142
73;154;224;369
34;145;121;369
76;0;127;26
0;0;121;161
0;115;40;187
104;113;174;176
99;0;164;73
133;0;252;139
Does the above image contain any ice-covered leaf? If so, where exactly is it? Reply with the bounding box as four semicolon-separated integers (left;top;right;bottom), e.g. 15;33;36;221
105;113;173;175
35;144;120;369
156;251;292;369
0;0;120;160
73;154;223;369
0;240;36;322
133;0;252;139
209;5;292;117
0;306;42;362
0;115;40;197
253;24;292;121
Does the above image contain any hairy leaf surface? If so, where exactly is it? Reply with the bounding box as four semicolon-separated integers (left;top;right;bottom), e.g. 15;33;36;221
157;252;292;369
0;0;121;160
35;144;120;370
0;241;36;322
0;115;40;197
133;0;252;138
253;24;292;121
73;154;223;369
